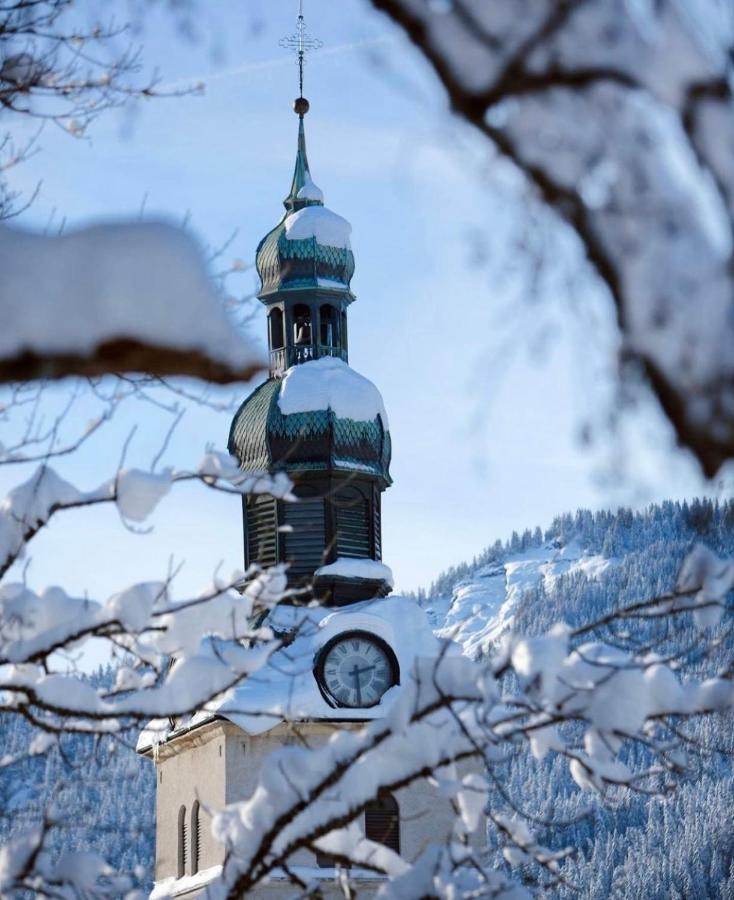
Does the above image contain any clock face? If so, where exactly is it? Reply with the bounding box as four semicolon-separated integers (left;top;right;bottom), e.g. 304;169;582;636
317;632;397;708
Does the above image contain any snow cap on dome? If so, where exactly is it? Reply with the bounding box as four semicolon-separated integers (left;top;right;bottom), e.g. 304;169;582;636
296;173;324;203
278;357;388;427
284;205;351;249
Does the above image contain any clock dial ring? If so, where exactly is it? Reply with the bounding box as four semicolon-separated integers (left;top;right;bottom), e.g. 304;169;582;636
315;630;399;709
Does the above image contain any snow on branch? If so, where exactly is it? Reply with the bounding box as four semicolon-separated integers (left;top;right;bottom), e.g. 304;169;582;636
0;222;265;383
0;451;293;578
370;0;734;476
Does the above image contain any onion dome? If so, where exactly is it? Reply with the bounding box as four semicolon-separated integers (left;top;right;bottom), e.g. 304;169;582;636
255;115;355;298
228;357;392;487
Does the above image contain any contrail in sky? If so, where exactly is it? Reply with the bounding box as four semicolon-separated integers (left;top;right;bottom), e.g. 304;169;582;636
161;33;396;92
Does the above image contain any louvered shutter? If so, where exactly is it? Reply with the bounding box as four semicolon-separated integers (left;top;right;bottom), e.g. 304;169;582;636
335;487;370;559
246;496;278;568
373;491;382;560
283;498;326;577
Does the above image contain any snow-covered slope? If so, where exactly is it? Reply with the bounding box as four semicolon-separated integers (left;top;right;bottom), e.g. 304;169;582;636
427;539;616;658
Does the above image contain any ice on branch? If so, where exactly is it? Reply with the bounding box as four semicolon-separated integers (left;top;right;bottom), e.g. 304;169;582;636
0;222;265;383
0;466;86;573
0;830;132;896
676;543;734;629
115;469;172;523
196;451;295;499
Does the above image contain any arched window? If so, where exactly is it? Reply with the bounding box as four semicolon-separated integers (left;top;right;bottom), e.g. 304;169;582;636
293;304;312;345
334;486;370;559
319;304;336;348
177;805;187;878
365;792;400;854
269;308;284;349
190;800;200;875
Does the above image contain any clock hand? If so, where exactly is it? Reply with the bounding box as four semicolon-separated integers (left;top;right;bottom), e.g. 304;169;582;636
356;665;375;676
350;664;363;705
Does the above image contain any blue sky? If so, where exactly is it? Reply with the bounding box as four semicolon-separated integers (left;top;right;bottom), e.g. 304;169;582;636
4;0;714;615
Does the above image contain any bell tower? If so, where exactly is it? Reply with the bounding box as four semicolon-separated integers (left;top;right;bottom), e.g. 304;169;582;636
140;10;487;894
228;19;393;606
258;106;353;378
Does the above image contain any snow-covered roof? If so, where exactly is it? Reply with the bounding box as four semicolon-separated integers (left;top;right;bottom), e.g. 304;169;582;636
137;595;445;751
315;558;394;587
284;205;352;249
278;357;389;427
0;222;264;383
296;173;324;203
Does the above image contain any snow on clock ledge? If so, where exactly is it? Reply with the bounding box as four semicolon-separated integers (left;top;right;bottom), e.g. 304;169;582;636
315;557;394;586
137;594;452;752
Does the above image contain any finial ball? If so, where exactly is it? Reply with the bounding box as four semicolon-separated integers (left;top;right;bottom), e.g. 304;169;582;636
293;96;310;116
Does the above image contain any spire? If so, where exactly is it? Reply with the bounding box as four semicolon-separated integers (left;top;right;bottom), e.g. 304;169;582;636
284;114;322;211
280;1;323;211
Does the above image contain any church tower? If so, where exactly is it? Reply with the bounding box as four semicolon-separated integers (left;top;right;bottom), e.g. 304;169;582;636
139;12;485;896
228;96;393;607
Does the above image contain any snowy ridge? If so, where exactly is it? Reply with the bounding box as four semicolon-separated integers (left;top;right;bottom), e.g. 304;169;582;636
430;539;615;658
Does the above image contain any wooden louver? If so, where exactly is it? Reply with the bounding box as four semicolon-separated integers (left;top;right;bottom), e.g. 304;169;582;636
246;496;278;568
335;487;370;559
283;498;326;577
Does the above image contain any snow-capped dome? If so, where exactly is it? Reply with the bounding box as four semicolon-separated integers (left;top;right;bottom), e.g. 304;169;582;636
283;205;351;249
228;358;392;486
279;357;388;426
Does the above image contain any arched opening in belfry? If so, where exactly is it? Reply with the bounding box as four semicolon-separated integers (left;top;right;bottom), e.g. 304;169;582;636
319;304;337;350
269;308;284;349
293;304;312;346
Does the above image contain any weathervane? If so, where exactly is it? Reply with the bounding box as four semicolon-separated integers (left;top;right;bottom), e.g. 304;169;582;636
279;0;322;114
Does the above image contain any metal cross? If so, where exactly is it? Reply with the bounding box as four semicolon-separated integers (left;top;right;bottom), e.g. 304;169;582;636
279;0;323;97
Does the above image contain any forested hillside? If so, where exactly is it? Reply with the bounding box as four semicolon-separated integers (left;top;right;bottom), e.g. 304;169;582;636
0;667;155;890
2;499;733;896
421;498;734;898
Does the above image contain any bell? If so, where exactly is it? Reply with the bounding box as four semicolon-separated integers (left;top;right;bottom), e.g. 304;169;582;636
295;323;311;345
